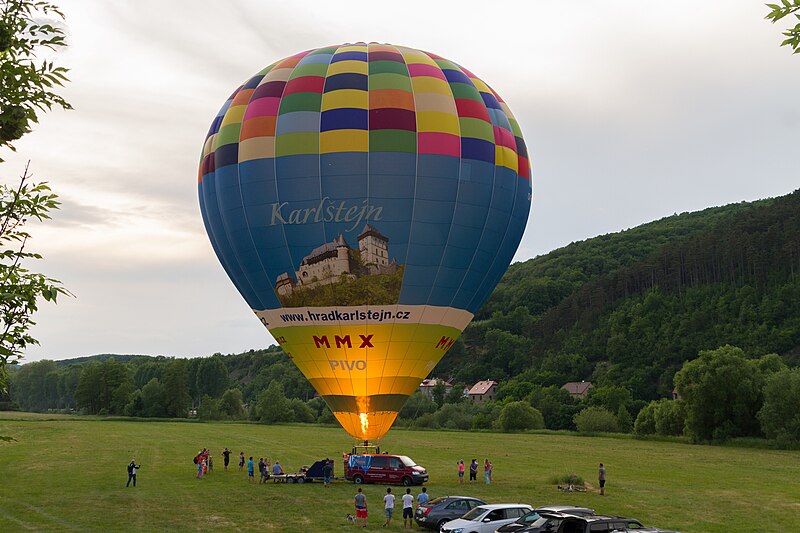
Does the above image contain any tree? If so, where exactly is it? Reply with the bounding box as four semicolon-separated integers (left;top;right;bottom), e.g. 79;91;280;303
431;380;447;408
195;357;228;399
758;368;800;448
766;1;800;53
497;401;544;431
0;0;72;393
674;345;766;442
254;381;292;424
162;359;190;418
218;388;245;419
140;378;166;418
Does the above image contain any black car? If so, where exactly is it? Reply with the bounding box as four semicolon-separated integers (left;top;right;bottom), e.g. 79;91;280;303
414;495;486;530
496;506;595;533
545;513;679;533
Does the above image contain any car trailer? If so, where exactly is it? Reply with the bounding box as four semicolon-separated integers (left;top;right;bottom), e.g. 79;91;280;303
270;459;333;484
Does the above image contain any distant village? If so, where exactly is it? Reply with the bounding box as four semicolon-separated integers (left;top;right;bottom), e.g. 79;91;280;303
419;378;597;402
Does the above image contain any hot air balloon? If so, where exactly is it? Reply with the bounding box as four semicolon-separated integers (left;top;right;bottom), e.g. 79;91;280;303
198;43;531;442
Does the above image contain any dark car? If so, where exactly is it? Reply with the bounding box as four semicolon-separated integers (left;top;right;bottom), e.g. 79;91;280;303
496;507;595;533
548;513;679;533
413;495;486;530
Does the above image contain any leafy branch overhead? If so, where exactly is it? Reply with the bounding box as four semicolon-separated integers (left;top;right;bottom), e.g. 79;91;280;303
0;0;72;155
0;0;72;394
766;1;800;53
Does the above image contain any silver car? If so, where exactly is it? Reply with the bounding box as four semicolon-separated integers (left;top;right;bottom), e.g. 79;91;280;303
440;504;533;533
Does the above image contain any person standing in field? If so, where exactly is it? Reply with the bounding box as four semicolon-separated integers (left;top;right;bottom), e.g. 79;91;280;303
383;487;395;527
469;459;478;483
239;451;245;471
196;457;204;480
222;447;231;471
457;459;465;484
247;456;255;483
354;487;368;527
417;486;429;506
126;459;141;487
402;487;415;528
323;458;334;488
484;458;491;484
598;463;606;496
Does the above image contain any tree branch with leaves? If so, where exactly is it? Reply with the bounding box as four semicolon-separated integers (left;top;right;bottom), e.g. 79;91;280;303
0;0;72;392
766;1;800;53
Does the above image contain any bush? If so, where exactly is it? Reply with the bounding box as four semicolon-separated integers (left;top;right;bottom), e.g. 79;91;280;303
288;398;315;423
434;403;475;430
634;402;657;435
573;407;619;433
497;401;544;431
654;399;687;436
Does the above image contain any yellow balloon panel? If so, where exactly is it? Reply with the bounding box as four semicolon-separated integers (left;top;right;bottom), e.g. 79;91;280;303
270;321;460;441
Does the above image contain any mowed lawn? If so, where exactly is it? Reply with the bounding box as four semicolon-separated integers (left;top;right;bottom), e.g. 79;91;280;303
1;413;799;532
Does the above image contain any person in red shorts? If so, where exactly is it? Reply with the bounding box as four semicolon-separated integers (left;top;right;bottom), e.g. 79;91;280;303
354;487;368;527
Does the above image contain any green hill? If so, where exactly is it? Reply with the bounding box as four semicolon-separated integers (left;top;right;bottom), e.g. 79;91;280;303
440;189;800;400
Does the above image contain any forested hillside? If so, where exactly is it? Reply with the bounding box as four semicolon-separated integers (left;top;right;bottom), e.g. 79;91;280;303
6;190;800;444
442;190;800;400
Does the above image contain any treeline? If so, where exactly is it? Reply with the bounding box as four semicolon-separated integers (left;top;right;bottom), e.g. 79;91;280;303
7;346;330;423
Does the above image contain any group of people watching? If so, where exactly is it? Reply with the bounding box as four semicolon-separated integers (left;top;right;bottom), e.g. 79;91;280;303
194;448;213;479
457;458;493;484
353;486;429;528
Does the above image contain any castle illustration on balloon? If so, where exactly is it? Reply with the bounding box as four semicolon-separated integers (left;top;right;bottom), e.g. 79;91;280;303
274;224;401;306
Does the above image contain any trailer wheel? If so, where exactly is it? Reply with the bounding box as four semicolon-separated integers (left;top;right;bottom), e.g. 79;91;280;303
353;474;364;484
297;477;305;484
288;477;296;484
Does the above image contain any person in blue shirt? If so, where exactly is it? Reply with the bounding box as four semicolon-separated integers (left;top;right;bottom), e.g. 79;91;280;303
417;486;429;506
272;461;284;475
247;457;255;483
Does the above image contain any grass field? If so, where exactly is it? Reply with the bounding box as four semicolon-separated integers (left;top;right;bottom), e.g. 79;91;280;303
1;413;799;532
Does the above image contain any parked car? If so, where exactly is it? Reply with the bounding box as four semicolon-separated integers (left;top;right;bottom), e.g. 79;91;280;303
440;504;533;533
343;453;428;486
495;506;595;533
543;513;678;533
414;496;486;530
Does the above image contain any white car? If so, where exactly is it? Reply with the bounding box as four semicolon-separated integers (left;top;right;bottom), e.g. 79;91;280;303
439;504;533;533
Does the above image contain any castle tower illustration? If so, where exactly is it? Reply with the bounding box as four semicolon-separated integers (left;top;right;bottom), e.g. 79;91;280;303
358;224;389;266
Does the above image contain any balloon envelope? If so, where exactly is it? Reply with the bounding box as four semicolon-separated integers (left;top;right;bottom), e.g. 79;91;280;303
199;43;531;441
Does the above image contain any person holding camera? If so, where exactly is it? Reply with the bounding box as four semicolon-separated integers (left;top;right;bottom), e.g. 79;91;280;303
126;459;141;487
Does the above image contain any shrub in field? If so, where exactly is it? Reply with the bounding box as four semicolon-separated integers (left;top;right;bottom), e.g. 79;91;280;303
498;401;544;431
574;406;619;433
634;402;657;435
434;403;475;430
547;473;584;486
654;399;687;436
758;368;800;449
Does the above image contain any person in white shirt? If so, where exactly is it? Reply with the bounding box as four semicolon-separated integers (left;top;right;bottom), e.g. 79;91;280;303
383;487;395;527
402;487;415;528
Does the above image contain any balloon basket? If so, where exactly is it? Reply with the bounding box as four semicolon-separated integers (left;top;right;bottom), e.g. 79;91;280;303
351;441;381;455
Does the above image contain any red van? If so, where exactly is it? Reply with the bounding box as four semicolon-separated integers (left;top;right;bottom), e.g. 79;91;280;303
344;454;428;486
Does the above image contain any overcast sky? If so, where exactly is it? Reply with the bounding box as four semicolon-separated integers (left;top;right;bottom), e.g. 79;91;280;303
7;1;799;363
